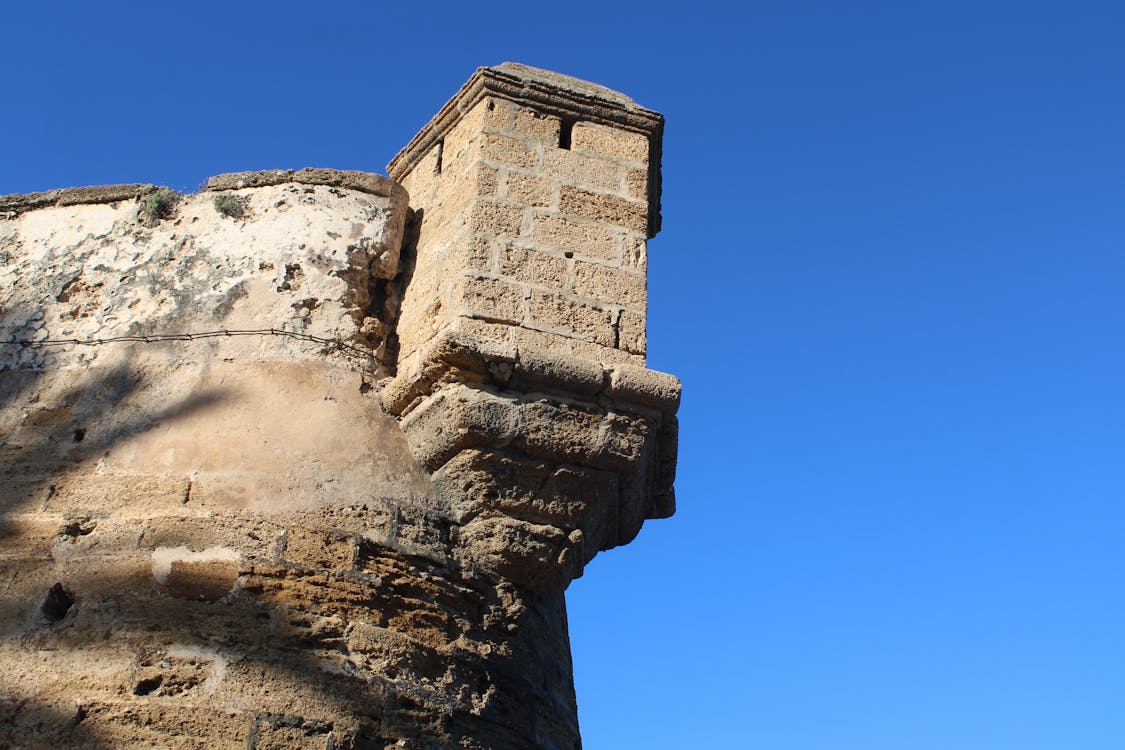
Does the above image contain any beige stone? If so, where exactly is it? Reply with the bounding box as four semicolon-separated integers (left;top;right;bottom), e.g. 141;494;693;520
467;198;525;237
542;149;625;193
573;260;647;310
572;121;650;162
499;244;569;289
619;309;647;354
528;290;616;346
458;275;526;323
531;213;620;262
480;132;539;170
510;106;562;142
506;171;555;207
0;62;679;750
560;186;648;232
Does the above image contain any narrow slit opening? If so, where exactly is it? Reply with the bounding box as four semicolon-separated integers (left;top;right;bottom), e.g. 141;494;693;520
558;118;575;150
434;138;444;174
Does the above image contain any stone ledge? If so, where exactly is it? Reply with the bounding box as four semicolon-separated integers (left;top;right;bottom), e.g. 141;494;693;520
388;62;663;236
2;169;406;217
382;330;681;419
1;184;160;214
204;168;405;201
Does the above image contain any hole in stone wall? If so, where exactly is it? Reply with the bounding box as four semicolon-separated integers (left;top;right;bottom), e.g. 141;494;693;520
558;118;575;150
434;138;444;175
133;676;164;696
564;251;574;259
41;582;74;622
72;427;86;443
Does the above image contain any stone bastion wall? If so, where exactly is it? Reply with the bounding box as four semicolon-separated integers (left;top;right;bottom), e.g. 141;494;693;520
0;63;679;750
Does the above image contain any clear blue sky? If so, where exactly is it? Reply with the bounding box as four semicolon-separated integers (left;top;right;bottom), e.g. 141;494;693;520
5;2;1125;748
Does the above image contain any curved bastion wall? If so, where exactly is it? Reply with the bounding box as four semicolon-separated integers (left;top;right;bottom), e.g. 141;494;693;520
0;63;679;750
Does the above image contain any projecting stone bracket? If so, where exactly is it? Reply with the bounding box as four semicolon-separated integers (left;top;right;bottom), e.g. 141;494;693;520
382;330;679;592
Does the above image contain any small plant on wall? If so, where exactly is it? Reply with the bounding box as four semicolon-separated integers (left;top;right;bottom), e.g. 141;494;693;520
141;188;179;225
212;192;248;219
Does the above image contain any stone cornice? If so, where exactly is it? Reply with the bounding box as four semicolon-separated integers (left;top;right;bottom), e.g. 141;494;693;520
387;62;664;236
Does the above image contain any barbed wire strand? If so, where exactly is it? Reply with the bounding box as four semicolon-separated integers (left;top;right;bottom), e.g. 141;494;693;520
0;328;379;369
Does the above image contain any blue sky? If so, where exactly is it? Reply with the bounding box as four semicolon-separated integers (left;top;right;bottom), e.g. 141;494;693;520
5;1;1125;747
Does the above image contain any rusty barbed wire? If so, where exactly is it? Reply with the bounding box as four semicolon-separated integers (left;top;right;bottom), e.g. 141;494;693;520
0;328;380;369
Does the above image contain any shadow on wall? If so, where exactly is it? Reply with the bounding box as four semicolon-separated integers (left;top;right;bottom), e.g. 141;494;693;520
0;305;227;541
0;305;577;750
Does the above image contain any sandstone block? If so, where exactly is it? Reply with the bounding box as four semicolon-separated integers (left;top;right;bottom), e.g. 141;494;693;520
400;385;520;471
571;122;649;162
625;168;648;200
447;235;494;274
510;107;562;142
514;401;604;466
573;261;647;310
607;365;682;412
459;275;526;324
560;186;648;233
595;411;655;473
618;309;647;354
449;316;513;345
46;474;191;517
151;546;240;601
456;515;578;593
285;528;357;571
528;291;616;346
467;199;524;237
512;327;575;357
622;233;647;271
507;172;555;207
511;345;606;399
499;245;569;289
542;150;625;193
531;214;619;262
480;132;539;170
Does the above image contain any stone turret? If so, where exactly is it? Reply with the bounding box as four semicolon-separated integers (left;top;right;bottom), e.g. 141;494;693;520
0;64;679;749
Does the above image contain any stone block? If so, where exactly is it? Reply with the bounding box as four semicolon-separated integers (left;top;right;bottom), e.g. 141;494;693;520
459;275;526;324
56;184;158;206
474;162;501;197
512;327;574;357
284;528;357;571
514;401;604;466
559;187;648;233
511;345;606;398
46;473;191;517
625;168;648;200
467;199;525;237
400;385;520;471
510;107;562;142
507;172;555;207
151;546;240;601
449;316;513;345
571;122;649;162
622;233;647;271
480;132;539;170
607;365;682;412
618;309;647;354
528;291;616;346
573;261;647;310
447;235;494;274
542;150;625;193
595;411;655;473
530;214;619;262
499;245;569;290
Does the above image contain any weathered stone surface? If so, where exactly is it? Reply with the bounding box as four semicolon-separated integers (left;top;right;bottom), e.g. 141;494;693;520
0;63;679;750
